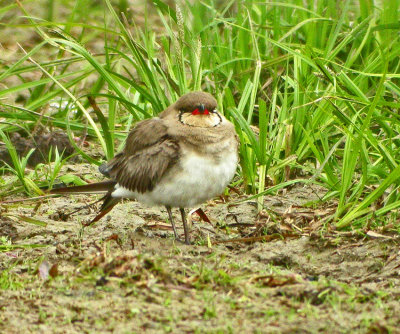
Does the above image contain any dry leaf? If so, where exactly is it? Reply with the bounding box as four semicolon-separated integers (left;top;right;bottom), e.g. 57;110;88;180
366;231;393;239
38;261;50;280
49;263;59;278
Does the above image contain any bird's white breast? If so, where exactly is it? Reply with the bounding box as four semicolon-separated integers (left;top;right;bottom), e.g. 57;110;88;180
112;146;238;208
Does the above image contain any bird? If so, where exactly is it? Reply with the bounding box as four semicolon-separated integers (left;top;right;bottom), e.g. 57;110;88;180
50;91;238;244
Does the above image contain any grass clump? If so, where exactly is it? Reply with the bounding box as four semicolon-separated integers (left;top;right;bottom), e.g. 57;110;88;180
0;0;400;231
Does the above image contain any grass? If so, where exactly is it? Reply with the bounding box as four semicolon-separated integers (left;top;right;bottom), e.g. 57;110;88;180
1;0;400;232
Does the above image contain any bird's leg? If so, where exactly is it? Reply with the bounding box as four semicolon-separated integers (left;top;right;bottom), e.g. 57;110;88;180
180;208;191;245
166;206;179;241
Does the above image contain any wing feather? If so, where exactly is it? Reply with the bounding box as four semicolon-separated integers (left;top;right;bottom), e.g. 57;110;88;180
105;118;180;193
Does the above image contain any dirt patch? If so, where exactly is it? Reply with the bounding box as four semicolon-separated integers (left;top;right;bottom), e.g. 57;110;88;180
1;177;399;333
0;128;76;167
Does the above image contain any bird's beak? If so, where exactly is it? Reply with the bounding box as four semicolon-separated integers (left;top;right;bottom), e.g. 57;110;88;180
198;104;205;113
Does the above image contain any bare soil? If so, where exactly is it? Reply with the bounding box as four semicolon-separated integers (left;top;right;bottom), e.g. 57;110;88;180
0;128;75;167
1;164;399;334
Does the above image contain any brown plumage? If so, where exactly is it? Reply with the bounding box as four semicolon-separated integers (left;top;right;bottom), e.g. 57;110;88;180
50;91;238;244
106;119;180;193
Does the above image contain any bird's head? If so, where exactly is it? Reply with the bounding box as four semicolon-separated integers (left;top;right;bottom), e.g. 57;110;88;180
175;91;222;128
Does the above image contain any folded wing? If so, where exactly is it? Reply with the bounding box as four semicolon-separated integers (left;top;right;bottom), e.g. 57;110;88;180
105;118;180;193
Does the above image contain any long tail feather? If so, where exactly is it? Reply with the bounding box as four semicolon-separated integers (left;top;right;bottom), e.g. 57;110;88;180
50;179;120;225
50;180;116;194
84;193;120;226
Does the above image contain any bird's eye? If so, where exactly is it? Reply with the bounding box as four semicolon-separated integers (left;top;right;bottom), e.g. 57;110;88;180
191;108;210;115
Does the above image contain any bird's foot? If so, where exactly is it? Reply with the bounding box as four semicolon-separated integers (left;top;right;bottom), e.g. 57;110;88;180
174;236;191;245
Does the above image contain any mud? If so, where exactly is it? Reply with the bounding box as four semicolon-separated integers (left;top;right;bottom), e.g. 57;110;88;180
0;128;76;167
1;170;399;333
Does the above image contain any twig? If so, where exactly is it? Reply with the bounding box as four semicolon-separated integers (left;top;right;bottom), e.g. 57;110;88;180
0;194;56;204
214;233;298;244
